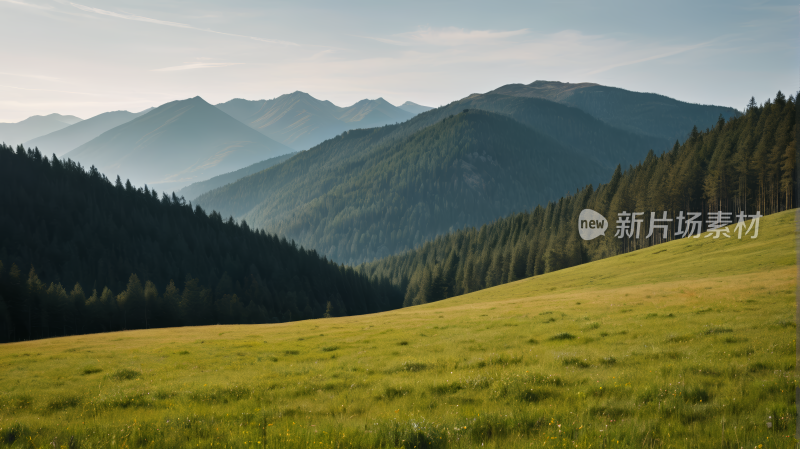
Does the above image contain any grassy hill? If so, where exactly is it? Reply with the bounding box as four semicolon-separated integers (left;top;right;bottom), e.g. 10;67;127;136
0;209;794;448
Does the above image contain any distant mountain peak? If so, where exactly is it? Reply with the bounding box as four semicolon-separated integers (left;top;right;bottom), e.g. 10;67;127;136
398;101;434;116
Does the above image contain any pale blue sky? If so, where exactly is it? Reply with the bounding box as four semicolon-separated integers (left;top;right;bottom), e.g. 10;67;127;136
0;0;796;122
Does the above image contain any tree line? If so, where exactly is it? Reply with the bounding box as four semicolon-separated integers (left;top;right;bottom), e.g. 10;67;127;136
0;144;402;342
360;91;796;306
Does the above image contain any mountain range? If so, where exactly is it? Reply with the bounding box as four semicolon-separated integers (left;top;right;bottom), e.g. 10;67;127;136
0;113;82;146
64;96;292;191
216;92;417;151
13;81;744;264
193;81;743;264
11;94;428;192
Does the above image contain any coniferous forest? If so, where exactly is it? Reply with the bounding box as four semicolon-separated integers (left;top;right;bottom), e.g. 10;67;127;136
0;144;401;342
361;92;797;306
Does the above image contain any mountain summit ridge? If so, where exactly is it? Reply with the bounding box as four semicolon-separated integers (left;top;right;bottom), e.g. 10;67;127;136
216;92;414;151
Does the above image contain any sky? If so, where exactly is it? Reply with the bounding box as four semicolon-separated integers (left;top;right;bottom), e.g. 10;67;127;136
0;0;797;122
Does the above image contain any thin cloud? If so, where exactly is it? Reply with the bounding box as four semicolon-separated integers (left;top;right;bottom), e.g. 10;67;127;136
585;40;714;75
360;36;412;46
366;27;529;47
153;62;243;72
0;84;107;96
0;0;52;10
0;71;61;82
402;27;529;46
68;2;299;46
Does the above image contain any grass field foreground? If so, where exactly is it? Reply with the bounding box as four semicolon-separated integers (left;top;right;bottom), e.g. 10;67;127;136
0;210;797;448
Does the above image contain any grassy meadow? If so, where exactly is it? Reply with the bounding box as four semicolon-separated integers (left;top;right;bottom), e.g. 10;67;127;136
0;209;797;448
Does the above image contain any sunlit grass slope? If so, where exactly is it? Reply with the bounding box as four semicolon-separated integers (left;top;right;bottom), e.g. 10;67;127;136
1;210;796;448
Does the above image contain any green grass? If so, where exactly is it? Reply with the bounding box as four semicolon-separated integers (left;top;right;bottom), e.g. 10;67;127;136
0;210;796;448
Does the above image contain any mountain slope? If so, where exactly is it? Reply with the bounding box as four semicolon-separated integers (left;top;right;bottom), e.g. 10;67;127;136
25;109;152;157
65;97;292;190
176;151;297;201
216;92;413;151
446;94;670;170
0;113;82;145
398;101;433;115
197;110;606;264
490;80;741;143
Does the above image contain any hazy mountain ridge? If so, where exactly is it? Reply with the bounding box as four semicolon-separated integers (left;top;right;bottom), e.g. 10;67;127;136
216;92;413;151
25;108;153;157
0;113;82;145
65;96;292;191
398;101;434;115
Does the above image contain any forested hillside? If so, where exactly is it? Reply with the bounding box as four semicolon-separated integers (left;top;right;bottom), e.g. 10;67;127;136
361;91;796;306
199;110;607;264
0;144;401;342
